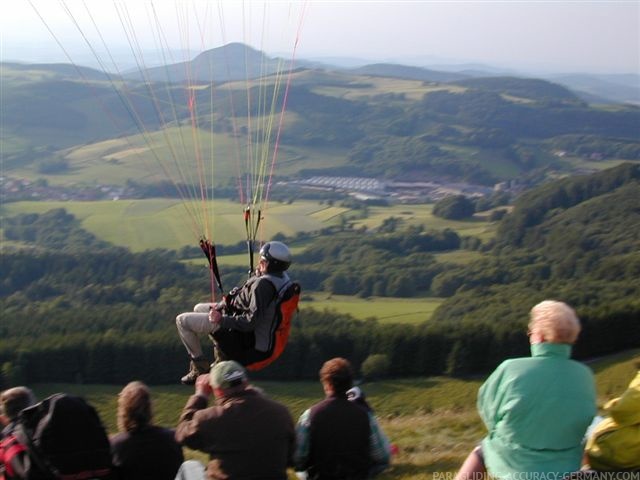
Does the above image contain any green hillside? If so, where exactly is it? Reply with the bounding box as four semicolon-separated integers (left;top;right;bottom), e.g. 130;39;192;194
3;44;639;192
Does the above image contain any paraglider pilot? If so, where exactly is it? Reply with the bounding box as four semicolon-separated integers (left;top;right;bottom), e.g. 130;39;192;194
176;241;292;385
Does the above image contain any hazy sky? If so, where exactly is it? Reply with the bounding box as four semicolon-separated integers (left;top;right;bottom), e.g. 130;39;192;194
1;1;638;74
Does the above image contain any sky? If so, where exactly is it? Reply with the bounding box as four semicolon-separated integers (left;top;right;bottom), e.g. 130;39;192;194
1;1;638;75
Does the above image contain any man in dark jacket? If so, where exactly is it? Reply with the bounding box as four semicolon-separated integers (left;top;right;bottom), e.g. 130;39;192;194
294;358;391;480
175;360;295;479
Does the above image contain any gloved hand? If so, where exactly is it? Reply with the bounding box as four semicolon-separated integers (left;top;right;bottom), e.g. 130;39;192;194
214;299;226;311
209;308;222;330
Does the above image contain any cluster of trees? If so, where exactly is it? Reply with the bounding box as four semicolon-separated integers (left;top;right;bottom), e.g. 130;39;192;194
432;195;476;220
293;227;464;297
2;292;637;387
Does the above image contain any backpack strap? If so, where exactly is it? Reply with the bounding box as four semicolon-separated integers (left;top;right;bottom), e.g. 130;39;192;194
1;434;28;478
16;420;60;479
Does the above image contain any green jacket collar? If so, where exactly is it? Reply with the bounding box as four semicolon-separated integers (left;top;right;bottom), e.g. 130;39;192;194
530;342;572;358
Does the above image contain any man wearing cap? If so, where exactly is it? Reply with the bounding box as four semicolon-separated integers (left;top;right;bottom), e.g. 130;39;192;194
0;387;36;480
175;360;295;479
294;358;391;479
176;240;294;385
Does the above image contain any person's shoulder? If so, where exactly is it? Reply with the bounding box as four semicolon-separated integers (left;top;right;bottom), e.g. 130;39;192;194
147;425;178;438
109;431;130;446
568;358;594;372
253;389;290;411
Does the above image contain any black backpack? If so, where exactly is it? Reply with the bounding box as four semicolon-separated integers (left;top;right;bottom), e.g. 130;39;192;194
15;393;113;480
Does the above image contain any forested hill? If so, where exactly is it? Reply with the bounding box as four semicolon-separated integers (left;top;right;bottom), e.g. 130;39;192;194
452;76;583;104
430;163;640;372
1;165;639;385
2;49;640;189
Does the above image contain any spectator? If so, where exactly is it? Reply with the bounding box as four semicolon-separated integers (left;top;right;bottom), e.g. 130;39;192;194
294;357;391;479
583;368;640;471
0;387;36;480
110;381;183;480
454;300;597;480
175;360;295;479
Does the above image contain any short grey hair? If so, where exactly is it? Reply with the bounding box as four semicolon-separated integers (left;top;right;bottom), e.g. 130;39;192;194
529;300;581;344
0;386;36;420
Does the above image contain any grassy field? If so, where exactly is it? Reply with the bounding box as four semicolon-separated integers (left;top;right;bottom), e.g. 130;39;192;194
25;349;639;480
349;204;499;242
1;199;344;251
302;293;443;325
308;75;467;103
1;199;495;252
6;120;350;187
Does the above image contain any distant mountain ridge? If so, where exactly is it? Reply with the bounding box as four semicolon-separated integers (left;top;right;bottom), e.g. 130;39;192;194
122;43;639;104
547;73;640;105
349;63;468;83
2;61;116;82
126;42;285;83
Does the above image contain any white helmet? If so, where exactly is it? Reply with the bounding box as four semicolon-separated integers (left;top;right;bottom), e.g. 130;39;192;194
259;241;291;272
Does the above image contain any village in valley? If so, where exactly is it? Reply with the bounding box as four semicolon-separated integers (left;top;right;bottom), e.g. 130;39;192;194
1;173;524;204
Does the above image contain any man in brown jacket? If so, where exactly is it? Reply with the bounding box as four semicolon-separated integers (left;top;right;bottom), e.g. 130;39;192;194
175;360;295;479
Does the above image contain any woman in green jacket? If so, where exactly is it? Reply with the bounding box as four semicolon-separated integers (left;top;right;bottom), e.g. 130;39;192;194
455;300;597;480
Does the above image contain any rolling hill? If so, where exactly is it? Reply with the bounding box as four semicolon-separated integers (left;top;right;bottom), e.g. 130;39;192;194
1;43;639;194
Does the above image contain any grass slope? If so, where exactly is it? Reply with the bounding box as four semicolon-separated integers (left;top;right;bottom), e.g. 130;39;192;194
303;294;443;325
26;349;639;480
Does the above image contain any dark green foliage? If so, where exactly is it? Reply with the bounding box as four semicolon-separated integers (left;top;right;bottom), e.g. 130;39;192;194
497;162;640;246
421;89;640;139
3;208;110;252
361;354;391;380
433;195;476;220
36;157;70;174
296;228;460;296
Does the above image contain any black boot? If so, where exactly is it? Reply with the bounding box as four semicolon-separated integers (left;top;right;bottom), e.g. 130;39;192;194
180;357;210;385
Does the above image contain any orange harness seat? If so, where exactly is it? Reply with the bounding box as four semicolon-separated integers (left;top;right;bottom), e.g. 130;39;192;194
246;281;301;371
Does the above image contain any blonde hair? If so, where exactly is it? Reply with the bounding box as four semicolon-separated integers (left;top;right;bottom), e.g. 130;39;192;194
117;381;152;433
529;300;581;344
